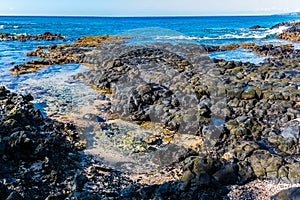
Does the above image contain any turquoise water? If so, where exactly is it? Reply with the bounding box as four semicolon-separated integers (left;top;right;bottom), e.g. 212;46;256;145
0;15;300;115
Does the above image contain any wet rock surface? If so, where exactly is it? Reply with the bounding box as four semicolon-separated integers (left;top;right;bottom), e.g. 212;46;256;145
208;43;299;60
250;44;295;58
272;20;300;41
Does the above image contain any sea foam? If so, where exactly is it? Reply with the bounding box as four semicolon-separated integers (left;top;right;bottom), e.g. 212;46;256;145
154;27;283;42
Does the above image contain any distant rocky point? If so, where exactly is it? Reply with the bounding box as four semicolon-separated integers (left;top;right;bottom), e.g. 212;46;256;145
275;12;300;16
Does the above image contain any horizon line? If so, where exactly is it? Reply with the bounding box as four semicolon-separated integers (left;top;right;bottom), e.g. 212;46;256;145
0;13;283;18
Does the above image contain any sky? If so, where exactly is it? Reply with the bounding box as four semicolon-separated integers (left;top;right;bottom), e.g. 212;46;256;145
1;0;300;16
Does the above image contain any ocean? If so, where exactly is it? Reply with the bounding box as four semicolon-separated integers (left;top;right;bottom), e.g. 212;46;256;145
0;15;298;43
0;15;300;116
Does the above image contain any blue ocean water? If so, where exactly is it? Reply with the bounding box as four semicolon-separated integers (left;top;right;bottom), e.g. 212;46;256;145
1;15;299;43
0;15;300;115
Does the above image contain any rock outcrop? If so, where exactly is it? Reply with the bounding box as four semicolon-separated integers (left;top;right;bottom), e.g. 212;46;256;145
272;20;300;41
78;43;300;192
0;32;65;42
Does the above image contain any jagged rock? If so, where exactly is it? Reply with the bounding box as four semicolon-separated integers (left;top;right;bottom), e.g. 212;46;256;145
0;87;85;199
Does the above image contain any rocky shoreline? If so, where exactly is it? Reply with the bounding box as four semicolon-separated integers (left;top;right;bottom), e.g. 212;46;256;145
0;32;66;42
1;20;300;199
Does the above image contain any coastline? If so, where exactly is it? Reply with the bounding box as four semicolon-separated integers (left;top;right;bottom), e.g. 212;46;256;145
0;17;300;199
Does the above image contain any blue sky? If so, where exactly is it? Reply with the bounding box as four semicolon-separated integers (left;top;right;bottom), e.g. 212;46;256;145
1;0;300;16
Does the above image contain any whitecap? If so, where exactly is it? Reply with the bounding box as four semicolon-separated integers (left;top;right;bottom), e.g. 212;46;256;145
212;28;282;40
0;25;4;29
155;35;200;40
266;26;289;35
154;31;275;41
13;26;19;29
149;26;288;42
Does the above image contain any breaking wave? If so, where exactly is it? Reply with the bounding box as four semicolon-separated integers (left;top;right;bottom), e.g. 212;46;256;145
154;26;289;41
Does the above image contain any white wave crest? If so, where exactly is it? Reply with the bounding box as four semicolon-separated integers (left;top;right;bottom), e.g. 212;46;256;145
155;33;267;41
154;28;282;41
220;33;267;39
155;35;200;40
13;26;19;29
0;25;4;29
266;26;289;35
